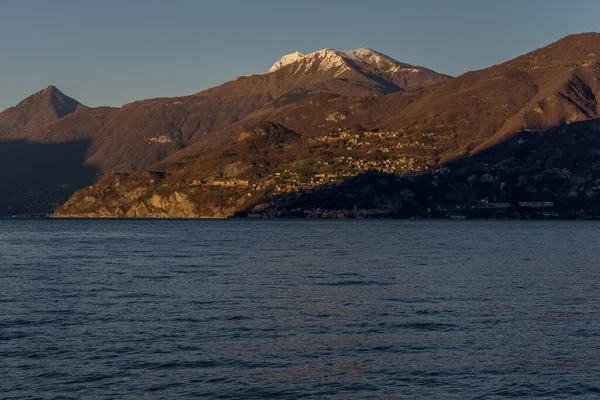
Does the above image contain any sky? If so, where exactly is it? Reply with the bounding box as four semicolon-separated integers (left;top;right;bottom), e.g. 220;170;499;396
1;0;599;110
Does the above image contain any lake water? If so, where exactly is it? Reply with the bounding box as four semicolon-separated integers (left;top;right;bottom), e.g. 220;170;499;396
2;219;600;399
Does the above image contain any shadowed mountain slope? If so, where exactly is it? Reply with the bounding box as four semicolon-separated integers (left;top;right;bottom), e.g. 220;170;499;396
253;119;600;219
0;139;97;216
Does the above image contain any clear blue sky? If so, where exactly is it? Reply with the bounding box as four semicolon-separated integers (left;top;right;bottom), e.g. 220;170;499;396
1;0;599;110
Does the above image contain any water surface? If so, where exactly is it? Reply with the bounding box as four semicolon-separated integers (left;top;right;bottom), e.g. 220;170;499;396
2;220;600;399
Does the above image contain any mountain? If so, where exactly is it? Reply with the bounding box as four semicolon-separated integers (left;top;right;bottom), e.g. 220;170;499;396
0;87;111;215
264;47;450;95
24;48;448;175
342;48;451;90
247;33;600;161
0;48;449;176
165;34;600;169
79;47;449;174
54;33;600;219
382;32;600;156
0;48;448;215
0;86;83;138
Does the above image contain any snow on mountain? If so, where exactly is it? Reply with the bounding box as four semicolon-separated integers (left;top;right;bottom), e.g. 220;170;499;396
268;51;305;72
269;48;352;77
342;48;398;67
310;49;352;76
244;47;450;96
268;47;430;77
342;48;426;74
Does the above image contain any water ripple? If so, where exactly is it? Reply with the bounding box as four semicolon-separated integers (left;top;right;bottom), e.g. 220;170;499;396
1;219;600;398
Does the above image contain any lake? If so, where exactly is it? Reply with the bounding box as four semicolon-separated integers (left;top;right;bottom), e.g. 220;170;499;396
2;219;600;399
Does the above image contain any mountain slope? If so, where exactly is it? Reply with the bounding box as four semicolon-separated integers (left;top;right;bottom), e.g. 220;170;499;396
0;88;113;216
57;47;450;174
230;33;600;161
342;48;451;90
263;47;450;95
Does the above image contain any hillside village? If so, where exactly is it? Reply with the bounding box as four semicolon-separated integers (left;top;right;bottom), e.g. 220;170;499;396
192;129;440;198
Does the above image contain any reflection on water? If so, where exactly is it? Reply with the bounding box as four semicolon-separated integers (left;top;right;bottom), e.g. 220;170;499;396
1;219;600;398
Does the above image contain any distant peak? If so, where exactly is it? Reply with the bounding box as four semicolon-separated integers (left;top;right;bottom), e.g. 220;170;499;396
268;48;348;72
345;47;382;56
314;48;338;55
11;85;83;119
268;47;411;73
343;48;402;65
269;51;305;72
32;85;65;99
263;47;450;86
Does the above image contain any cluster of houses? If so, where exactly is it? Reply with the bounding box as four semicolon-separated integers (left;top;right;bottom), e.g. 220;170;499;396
191;179;249;187
147;135;173;144
185;128;436;197
253;154;431;194
316;130;403;142
190;153;431;197
314;129;433;147
212;179;249;187
328;155;429;174
310;129;439;162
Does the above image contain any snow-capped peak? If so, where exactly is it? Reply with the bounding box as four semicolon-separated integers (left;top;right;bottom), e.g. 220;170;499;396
267;47;429;77
268;48;350;73
342;48;399;66
268;52;305;72
343;48;427;75
309;49;350;74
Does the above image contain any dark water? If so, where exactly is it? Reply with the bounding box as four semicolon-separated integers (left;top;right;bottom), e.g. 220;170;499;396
2;220;600;399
